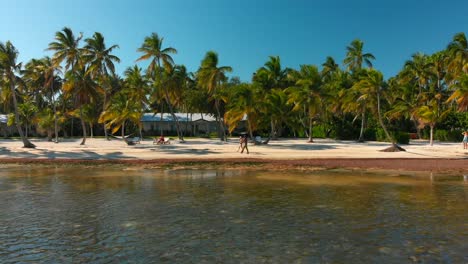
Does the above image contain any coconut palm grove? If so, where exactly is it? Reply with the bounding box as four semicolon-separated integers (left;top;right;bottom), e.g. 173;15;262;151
0;28;467;148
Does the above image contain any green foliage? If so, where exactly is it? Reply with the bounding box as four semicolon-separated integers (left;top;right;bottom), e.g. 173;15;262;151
394;131;410;144
363;128;376;141
435;129;463;142
375;128;387;142
311;125;326;138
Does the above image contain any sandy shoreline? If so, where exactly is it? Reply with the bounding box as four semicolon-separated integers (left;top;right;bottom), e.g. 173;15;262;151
0;138;467;172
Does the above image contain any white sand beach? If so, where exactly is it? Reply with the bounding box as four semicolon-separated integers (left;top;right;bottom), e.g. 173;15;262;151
0;137;465;161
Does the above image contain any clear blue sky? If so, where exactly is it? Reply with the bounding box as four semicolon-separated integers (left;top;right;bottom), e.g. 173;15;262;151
1;0;467;81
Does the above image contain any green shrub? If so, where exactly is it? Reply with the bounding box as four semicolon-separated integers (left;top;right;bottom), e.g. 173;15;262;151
312;125;326;138
394;131;410;144
363;128;376;141
375;128;387;142
436;129;463;142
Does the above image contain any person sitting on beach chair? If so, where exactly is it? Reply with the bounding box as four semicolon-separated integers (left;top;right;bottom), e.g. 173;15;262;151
154;135;170;145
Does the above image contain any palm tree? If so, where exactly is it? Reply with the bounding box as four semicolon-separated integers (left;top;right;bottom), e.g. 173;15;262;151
343;39;375;72
321;56;339;81
47;27;83;72
62;67;102;145
286;65;323;142
417;99;449;146
83;32;120;140
0;41;35;148
99;91;141;138
447;73;468;111
23;57;62;142
352;69;405;151
136;33;184;141
225;83;259;138
124;65;149;139
447;32;468;77
47;27;83;139
402;53;434;96
198;51;232;141
253;56;290;90
343;39;375;142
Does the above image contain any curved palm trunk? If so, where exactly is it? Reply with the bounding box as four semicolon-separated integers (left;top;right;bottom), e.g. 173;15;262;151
376;89;392;142
9;75;35;148
79;107;87;145
358;110;366;142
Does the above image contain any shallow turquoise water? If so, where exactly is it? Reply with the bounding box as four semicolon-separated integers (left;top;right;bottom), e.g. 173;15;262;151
0;166;467;263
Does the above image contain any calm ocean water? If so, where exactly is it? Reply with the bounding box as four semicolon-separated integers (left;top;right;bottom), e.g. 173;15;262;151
0;166;467;263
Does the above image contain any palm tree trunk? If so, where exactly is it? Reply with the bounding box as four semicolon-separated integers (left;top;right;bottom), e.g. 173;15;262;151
79;107;87;145
160;108;164;135
376;89;392;142
9;75;35;148
412;119;421;139
358;110;366;142
430;125;434;146
308;117;314;143
52;83;59;143
157;62;184;141
121;121;125;138
215;99;225;141
71;118;74;138
270;119;276;139
103;92;109;140
89;122;94;138
247;119;254;139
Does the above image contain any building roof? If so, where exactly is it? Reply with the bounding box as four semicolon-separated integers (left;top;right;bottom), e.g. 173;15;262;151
141;113;218;122
0;114;8;124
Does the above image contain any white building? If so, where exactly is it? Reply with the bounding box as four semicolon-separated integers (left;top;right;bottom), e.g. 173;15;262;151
141;113;222;136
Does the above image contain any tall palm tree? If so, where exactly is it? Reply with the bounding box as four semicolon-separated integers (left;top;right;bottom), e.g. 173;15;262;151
343;39;375;141
47;27;83;72
402;53;434;96
83;32;120;140
47;27;83;139
23;57;62;142
321;56;339;81
136;33;184;141
343;39;375;72
253;56;290;90
124;65;149;139
224;83;258;138
198;51;232;141
353;69;405;151
62;67;102;145
447;73;468;111
286;65;323;142
0;41;35;148
447;32;468;76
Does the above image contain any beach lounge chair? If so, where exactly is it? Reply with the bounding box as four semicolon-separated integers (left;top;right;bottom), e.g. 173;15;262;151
125;137;140;145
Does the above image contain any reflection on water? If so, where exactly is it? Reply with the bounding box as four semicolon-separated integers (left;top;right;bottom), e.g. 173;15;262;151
0;166;467;263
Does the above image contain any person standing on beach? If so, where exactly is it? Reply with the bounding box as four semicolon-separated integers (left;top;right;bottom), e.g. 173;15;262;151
462;131;468;149
237;135;243;152
240;134;249;154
